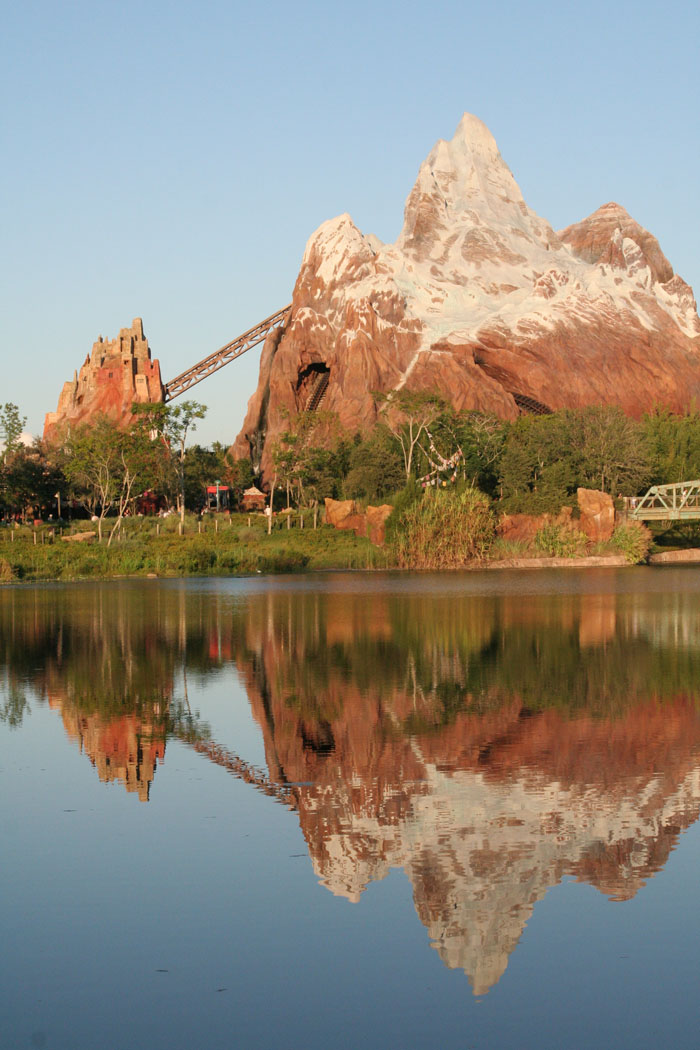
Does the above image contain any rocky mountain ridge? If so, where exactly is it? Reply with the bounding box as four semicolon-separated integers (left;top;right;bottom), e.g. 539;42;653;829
233;114;700;479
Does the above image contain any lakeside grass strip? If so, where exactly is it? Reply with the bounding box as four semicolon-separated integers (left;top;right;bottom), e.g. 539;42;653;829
0;521;388;581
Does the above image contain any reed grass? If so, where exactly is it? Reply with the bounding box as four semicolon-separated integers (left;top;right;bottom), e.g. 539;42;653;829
393;488;495;568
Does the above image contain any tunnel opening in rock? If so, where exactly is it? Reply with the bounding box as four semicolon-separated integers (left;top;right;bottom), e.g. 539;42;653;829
296;362;331;412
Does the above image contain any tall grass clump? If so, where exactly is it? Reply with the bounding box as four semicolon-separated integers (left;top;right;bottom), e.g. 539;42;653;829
393;487;495;568
610;521;652;564
533;522;588;558
0;557;15;582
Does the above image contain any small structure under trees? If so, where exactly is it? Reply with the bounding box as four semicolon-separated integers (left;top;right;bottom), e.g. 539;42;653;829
241;485;266;512
205;484;230;511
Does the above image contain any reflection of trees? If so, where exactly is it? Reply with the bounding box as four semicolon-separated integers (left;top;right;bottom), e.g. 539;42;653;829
229;589;700;737
4;578;700;988
0;675;29;727
0;584;212;797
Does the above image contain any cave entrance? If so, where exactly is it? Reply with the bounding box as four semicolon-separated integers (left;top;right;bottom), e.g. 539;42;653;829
296;362;330;412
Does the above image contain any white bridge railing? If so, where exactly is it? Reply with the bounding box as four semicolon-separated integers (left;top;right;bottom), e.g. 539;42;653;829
626;480;700;521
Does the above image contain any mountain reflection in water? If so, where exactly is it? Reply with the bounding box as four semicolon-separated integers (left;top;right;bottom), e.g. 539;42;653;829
2;577;700;994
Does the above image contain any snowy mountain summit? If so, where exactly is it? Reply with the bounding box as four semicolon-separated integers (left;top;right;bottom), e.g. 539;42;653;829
235;114;700;477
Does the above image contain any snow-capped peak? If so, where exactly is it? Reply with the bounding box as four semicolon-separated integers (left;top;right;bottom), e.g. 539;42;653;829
395;112;557;272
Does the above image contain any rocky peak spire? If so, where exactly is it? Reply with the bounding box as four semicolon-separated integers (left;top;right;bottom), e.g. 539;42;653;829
396;113;549;263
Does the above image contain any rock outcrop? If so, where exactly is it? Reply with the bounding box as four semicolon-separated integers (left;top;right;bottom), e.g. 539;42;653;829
233;114;700;482
324;497;393;544
44;319;164;440
496;506;574;544
577;487;615;542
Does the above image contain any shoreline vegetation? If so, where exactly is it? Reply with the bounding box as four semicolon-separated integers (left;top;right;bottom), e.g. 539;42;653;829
0;507;695;584
5;396;700;583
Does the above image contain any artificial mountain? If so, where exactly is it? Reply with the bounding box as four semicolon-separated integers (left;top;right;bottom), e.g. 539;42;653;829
233;114;700;479
44;319;164;441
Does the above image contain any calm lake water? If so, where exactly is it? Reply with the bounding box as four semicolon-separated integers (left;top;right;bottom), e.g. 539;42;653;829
2;569;700;1049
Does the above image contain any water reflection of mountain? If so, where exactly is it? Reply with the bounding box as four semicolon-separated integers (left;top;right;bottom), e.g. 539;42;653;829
3;579;700;990
234;588;700;994
0;586;183;800
49;698;167;801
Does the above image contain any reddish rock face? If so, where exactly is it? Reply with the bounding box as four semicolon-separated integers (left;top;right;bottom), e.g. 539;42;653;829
497;507;573;544
44;319;164;440
577;487;615;542
324;497;394;544
233;114;700;482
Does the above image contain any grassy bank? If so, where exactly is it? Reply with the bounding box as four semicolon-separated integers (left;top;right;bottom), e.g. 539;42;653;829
0;514;391;582
0;505;687;584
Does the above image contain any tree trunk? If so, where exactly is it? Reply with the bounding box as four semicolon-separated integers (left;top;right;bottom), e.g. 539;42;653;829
268;479;276;535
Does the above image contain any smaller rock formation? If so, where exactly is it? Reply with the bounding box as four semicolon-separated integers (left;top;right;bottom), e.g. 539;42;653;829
497;507;573;544
577;488;615;542
44;319;164;440
324;498;393;545
60;530;96;544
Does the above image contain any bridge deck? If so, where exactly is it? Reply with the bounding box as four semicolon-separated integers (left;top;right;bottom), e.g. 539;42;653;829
627;480;700;522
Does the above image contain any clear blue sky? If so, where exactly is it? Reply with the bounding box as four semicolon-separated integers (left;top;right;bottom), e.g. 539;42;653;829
3;0;698;446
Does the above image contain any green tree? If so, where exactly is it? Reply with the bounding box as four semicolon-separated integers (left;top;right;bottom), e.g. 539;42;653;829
183;444;221;509
64;416;163;543
209;442;255;502
498;412;582;512
457;412;506;494
0;437;65;522
579;405;650;495
376;390;446;480
0;403;26;460
344;427;404;501
132;401;207;521
642;408;700;485
268;410;342;524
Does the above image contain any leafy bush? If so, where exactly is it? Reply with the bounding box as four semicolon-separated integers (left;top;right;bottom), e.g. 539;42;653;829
393;487;494;568
533;522;588;558
610;521;652;564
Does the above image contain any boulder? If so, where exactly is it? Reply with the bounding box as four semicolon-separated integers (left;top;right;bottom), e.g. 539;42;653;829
324;498;361;530
577;488;615;543
324;498;394;546
497;507;573;544
649;548;700;564
61;531;96;543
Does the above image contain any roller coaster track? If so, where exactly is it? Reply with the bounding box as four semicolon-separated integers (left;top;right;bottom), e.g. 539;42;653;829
511;392;552;416
305;370;330;411
163;305;291;402
174;729;299;809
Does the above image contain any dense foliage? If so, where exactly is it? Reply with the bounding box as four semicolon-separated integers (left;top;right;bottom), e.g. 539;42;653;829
5;391;700;570
394;487;495;568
